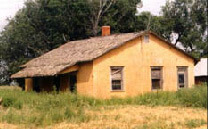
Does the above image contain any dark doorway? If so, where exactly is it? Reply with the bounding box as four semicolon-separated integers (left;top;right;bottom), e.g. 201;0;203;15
33;77;40;92
54;76;60;91
69;74;77;92
16;78;25;91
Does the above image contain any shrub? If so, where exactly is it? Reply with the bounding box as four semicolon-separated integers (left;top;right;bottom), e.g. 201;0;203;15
176;85;207;108
2;97;23;109
132;91;179;106
2;97;16;107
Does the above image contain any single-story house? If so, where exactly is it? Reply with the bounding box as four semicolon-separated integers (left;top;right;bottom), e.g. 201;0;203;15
194;58;207;84
11;26;197;98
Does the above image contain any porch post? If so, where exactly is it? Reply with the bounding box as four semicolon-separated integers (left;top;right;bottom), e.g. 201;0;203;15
25;78;33;91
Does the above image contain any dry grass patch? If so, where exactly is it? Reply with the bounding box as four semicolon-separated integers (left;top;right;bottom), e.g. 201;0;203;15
0;106;207;129
46;105;207;129
0;86;21;91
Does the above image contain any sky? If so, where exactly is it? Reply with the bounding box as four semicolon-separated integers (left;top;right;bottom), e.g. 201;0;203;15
0;0;167;31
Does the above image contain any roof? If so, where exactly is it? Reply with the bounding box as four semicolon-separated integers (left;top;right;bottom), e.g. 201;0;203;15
194;58;208;77
11;31;196;78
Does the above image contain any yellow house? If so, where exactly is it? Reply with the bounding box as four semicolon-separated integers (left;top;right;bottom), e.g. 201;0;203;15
11;26;197;99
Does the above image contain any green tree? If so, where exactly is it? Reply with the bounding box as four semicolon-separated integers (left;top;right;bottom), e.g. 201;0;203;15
0;0;141;84
161;0;207;57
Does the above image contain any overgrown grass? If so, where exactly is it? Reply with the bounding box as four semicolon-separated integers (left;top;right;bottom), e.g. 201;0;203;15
185;119;207;128
0;84;207;126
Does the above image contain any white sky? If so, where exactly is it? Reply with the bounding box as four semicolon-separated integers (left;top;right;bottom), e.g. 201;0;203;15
0;0;26;30
0;0;167;31
139;0;167;15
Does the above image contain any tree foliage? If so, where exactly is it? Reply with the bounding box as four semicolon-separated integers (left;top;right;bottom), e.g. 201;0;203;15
161;0;207;57
0;0;140;84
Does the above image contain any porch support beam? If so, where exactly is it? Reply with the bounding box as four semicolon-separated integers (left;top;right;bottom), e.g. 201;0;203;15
25;78;33;91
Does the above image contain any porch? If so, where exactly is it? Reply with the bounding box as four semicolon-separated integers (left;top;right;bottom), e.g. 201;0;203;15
23;72;77;92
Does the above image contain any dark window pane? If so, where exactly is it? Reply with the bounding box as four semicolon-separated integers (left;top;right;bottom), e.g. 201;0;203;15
112;80;121;90
179;74;184;83
152;79;161;89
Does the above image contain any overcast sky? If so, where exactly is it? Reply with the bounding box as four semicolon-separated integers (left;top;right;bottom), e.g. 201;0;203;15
0;0;167;31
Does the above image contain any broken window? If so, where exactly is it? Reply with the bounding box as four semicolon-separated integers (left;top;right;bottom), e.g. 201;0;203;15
151;67;163;90
177;67;188;89
111;66;124;91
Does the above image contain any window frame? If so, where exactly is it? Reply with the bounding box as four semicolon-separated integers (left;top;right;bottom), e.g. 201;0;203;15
177;66;188;89
151;66;163;91
110;66;124;91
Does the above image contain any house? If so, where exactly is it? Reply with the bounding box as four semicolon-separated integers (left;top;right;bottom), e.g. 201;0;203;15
194;58;207;84
11;26;197;98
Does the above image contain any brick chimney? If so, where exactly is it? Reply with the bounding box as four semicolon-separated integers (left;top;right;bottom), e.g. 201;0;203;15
102;26;110;36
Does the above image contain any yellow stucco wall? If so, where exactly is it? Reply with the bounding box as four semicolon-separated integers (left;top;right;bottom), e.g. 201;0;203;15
77;62;94;97
92;34;195;98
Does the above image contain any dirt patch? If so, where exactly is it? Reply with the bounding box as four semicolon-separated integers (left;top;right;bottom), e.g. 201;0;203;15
0;123;18;129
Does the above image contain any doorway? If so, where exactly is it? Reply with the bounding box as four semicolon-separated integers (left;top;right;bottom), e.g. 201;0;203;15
69;74;77;92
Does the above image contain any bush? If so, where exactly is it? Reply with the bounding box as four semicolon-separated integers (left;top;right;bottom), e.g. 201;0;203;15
2;97;16;107
134;91;179;106
2;97;23;109
176;84;207;108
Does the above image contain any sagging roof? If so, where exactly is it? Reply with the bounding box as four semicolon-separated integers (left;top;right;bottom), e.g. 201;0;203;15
11;31;197;78
194;58;208;77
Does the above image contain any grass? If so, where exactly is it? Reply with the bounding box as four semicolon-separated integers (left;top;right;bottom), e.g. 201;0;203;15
185;119;207;128
0;83;207;128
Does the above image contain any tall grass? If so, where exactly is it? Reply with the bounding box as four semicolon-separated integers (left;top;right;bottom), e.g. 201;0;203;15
176;84;207;108
0;84;207;126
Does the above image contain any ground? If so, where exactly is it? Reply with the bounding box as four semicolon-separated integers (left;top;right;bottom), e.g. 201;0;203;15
0;105;207;129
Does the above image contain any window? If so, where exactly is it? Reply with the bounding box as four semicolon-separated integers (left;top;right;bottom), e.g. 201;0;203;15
151;67;163;90
177;67;188;89
144;34;149;43
110;66;124;91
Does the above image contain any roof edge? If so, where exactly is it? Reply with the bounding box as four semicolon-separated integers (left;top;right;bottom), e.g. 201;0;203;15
148;31;199;65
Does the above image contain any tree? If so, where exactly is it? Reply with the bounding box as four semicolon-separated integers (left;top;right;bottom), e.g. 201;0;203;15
161;0;207;57
0;0;141;84
88;0;115;35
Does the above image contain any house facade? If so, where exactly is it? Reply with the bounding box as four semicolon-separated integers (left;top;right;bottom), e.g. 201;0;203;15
12;26;196;98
